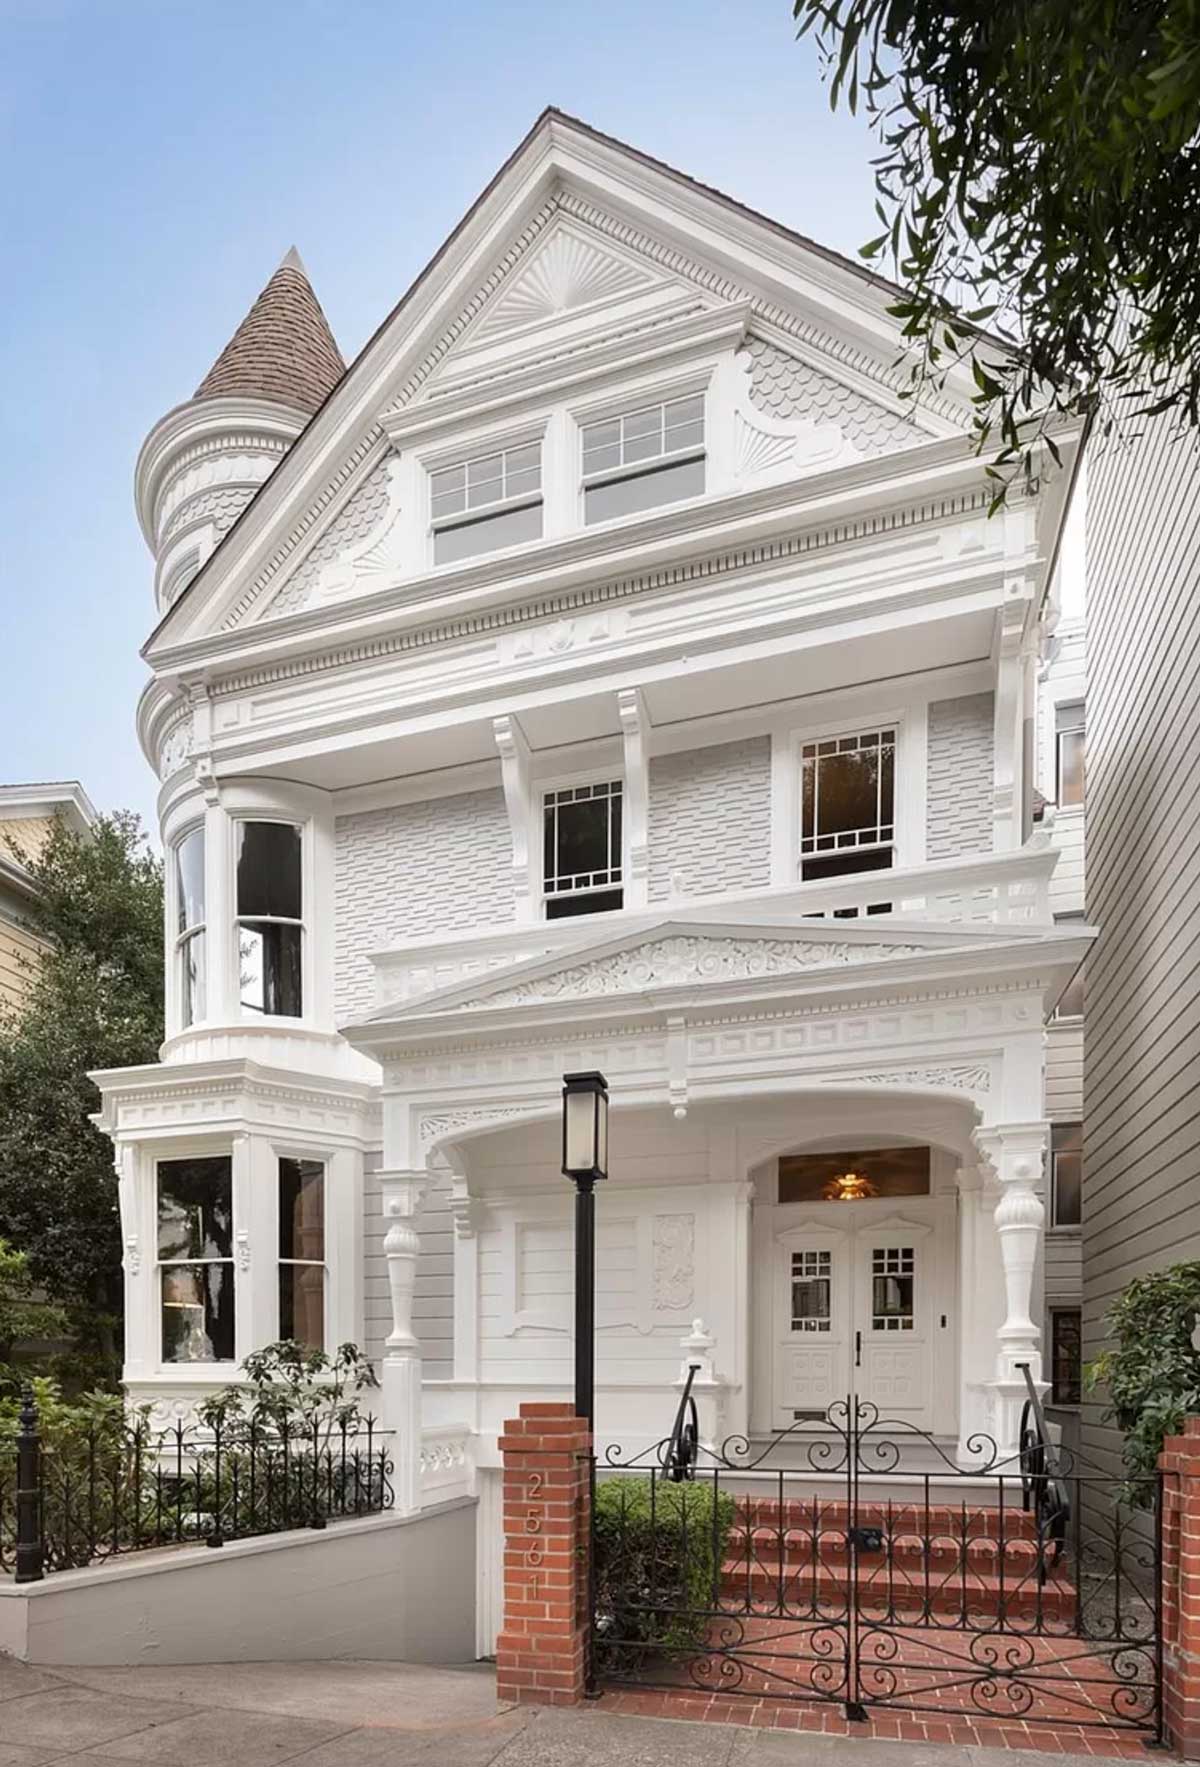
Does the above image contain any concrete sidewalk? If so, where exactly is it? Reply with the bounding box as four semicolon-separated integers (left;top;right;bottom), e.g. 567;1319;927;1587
0;1657;1108;1766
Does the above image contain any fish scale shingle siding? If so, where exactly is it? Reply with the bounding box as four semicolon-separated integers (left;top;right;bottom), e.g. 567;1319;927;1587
334;787;513;1021
647;738;771;901
925;694;994;860
1083;423;1200;1480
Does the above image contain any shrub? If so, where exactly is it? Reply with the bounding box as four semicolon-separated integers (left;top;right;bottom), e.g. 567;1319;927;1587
1089;1261;1200;1502
592;1475;735;1672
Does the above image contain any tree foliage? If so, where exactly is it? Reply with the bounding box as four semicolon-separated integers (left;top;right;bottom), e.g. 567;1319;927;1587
1088;1261;1200;1498
0;813;162;1372
794;0;1200;498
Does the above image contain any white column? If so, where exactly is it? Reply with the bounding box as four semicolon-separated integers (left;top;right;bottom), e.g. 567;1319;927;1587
119;1144;157;1381
972;1123;1050;1460
379;1169;429;1514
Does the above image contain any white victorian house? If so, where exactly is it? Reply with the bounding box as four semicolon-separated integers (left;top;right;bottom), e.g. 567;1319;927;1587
93;111;1090;1635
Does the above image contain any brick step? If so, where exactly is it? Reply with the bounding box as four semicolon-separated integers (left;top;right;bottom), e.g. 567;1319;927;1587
719;1557;1076;1619
726;1498;1041;1542
727;1524;1052;1573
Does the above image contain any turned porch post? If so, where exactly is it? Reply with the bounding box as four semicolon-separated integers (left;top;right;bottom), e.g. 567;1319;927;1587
973;1123;1050;1462
379;1169;429;1515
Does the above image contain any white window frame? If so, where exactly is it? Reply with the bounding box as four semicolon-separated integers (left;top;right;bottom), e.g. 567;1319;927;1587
155;1149;237;1368
774;704;919;890
1049;1123;1083;1229
1055;702;1086;808
571;372;711;531
171;822;206;1033
424;423;546;567
536;766;627;922
230;816;308;1024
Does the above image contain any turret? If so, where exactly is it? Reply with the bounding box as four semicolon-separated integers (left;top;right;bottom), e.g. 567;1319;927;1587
134;248;345;611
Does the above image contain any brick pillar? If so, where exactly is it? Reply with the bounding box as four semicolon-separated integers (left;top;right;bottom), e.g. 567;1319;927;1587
1160;1418;1200;1756
496;1402;592;1707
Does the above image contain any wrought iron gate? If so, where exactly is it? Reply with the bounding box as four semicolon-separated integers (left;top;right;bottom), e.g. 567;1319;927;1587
589;1382;1161;1737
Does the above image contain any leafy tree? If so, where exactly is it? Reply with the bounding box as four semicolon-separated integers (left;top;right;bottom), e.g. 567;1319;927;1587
1088;1261;1200;1500
0;1238;69;1378
0;813;163;1373
794;1;1200;498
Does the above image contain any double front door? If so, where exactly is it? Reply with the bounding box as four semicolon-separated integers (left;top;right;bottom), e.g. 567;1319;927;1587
773;1205;947;1432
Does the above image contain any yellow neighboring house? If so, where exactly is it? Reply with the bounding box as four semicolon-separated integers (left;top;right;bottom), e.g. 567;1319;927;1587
0;783;97;1014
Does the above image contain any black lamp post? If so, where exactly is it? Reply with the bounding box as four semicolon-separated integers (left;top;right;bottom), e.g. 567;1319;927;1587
561;1071;609;1429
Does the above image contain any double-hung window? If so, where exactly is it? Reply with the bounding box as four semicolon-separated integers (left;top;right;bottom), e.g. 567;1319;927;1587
431;441;542;564
543;780;623;919
158;1156;235;1363
174;826;206;1029
1056;703;1085;807
581;394;705;524
279;1157;325;1352
801;728;896;883
236;821;303;1018
1050;1123;1082;1227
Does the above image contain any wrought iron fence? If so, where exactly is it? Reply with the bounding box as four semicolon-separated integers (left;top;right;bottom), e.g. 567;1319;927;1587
0;1390;393;1581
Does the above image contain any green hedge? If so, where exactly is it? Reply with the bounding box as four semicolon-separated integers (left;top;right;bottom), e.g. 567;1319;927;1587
592;1475;735;1671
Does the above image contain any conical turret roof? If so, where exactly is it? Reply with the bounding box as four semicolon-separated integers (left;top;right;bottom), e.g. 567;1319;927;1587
194;247;345;413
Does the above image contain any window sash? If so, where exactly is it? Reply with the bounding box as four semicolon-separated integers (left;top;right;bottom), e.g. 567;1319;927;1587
543;781;624;898
801;729;897;857
581;395;704;484
1056;727;1085;806
1050;1124;1083;1226
175;827;205;937
177;927;206;1027
430;442;542;527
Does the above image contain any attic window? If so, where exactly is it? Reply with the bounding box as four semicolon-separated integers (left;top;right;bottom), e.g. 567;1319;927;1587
431;441;542;564
581;395;705;524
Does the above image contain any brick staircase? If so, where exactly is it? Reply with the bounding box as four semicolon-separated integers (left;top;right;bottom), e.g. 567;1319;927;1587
720;1495;1075;1621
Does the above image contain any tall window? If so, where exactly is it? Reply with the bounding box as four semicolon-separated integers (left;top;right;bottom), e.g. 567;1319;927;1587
174;827;206;1028
431;441;542;564
158;1157;234;1363
581;394;705;524
801;728;896;883
543;780;623;919
1050;1123;1082;1227
1050;1308;1082;1406
279;1158;325;1352
1056;703;1085;806
236;821;303;1017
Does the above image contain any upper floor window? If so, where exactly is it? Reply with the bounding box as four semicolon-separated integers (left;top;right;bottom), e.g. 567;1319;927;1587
801;728;896;883
1050;1122;1082;1227
431;441;542;564
158;1156;234;1364
1054;966;1085;1020
1050;1307;1082;1406
543;780;623;919
174;827;206;1029
582;395;705;524
1056;703;1085;806
236;821;302;1018
279;1157;325;1352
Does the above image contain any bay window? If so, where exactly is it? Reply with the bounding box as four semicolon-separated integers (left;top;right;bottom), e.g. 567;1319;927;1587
174;826;206;1028
801;727;896;883
581;394;705;524
236;821;303;1017
543;780;623;918
279;1157;325;1352
158;1156;235;1363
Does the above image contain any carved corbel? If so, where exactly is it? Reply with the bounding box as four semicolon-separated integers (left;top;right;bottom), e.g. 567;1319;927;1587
493;713;534;921
617;686;650;908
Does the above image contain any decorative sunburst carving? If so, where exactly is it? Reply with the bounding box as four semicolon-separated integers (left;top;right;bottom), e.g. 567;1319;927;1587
473;229;651;342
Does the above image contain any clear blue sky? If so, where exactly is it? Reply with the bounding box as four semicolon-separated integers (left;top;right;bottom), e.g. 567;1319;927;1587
0;0;880;835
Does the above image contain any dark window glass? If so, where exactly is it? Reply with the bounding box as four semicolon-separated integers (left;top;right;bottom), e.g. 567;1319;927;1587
543;781;623;917
791;1250;832;1332
279;1158;325;1352
1051;1123;1082;1226
871;1246;915;1330
236;822;301;921
1051;1309;1082;1405
779;1146;931;1205
801;729;896;882
157;1157;235;1364
240;922;303;1017
175;828;205;935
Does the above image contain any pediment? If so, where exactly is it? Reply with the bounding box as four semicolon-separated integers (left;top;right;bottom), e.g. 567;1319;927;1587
460;216;664;349
368;918;969;1024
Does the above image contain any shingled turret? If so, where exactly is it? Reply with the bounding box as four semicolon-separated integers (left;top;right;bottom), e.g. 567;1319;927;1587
136;249;346;613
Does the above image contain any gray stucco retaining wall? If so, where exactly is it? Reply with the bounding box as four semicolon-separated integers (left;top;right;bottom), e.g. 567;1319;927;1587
0;1499;476;1667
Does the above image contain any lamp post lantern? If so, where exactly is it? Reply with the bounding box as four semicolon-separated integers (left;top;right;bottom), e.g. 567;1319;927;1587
561;1071;609;1428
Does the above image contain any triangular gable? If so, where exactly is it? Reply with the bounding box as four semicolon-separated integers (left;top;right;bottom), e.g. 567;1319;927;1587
147;109;985;657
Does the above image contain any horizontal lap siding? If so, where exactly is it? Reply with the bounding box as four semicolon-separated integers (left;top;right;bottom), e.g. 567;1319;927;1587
334;787;513;1022
363;1161;455;1379
926;694;994;859
647;738;771;901
0;919;44;1013
1082;419;1200;1479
